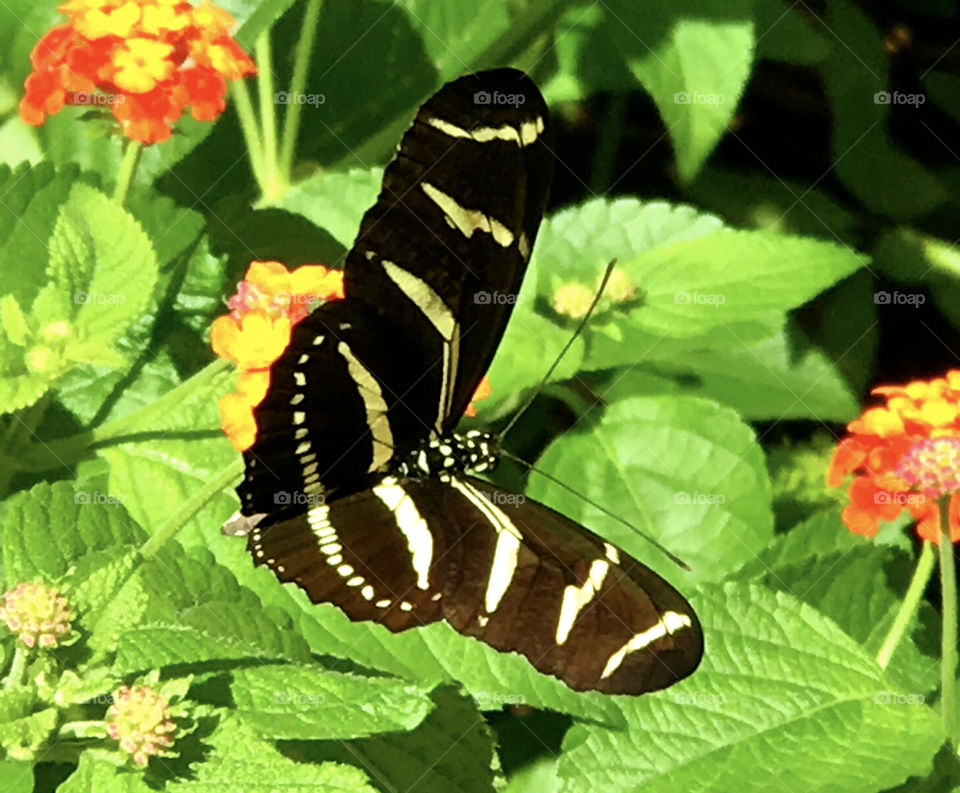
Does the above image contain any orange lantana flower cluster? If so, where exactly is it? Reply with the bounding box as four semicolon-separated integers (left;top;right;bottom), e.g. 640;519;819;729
20;0;255;144
212;261;345;451
828;371;960;544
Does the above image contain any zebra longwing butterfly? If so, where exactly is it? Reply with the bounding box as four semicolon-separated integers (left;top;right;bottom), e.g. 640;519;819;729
228;69;702;695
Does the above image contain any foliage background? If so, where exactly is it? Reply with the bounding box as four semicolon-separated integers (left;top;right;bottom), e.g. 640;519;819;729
1;0;960;791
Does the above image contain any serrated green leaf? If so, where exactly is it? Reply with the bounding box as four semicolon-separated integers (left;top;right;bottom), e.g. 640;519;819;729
528;395;773;585
0;706;57;761
1;481;145;585
45;183;159;357
56;751;155;793
308;686;496;793
556;583;943;793
603;0;754;180
166;715;377;793
114;545;311;674
231;664;433;740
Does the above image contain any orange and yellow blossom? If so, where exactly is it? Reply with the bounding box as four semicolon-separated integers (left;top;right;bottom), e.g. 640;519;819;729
212;262;345;451
20;0;255;144
828;371;960;544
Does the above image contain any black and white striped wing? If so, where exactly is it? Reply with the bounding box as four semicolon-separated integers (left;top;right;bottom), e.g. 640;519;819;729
236;69;552;514
248;475;702;695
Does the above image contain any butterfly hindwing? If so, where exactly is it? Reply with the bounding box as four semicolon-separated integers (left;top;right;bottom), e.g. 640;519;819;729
248;474;701;695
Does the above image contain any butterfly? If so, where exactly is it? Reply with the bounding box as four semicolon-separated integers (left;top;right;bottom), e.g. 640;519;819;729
226;68;702;695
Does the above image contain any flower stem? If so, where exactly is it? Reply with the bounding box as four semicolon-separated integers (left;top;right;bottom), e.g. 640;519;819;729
232;79;268;189
140;458;244;558
113;139;142;206
255;32;281;198
877;540;936;668
279;0;323;182
940;496;958;741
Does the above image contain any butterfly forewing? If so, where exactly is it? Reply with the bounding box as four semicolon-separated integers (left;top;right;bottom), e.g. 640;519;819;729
237;69;552;512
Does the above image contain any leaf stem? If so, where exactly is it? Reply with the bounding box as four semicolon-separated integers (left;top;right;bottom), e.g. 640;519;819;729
940;496;958;741
139;458;244;558
877;540;936;668
231;79;268;189
7;643;28;686
113;139;142;206
279;0;323;182
256;32;281;198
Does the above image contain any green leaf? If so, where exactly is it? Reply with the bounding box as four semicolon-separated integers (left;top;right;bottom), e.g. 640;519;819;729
657;324;860;421
0;705;57;761
56;751;159;793
0;162;86;309
1;480;145;585
556;583;943;793
753;0;829;65
528;395;773;584
230;664;433;740
273;167;382;249
45;183;159;359
820;0;945;219
604;0;755;180
0;759;34;793
165;715;377;793
113;544;312;673
0;295;29;347
307;686;497;793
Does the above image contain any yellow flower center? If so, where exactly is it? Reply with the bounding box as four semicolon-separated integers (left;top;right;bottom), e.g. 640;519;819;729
112;37;175;93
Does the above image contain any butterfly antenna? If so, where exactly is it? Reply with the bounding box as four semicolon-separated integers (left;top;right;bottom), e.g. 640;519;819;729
496;448;691;571
498;257;618;441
